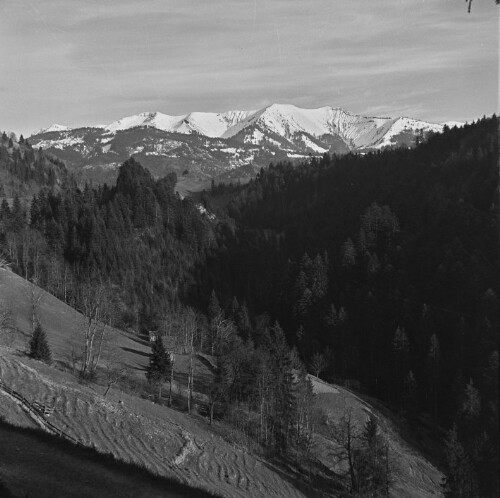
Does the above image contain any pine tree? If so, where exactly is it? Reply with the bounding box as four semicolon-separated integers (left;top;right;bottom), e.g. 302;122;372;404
146;337;172;400
428;333;441;426
341;238;357;268
392;326;410;402
460;378;481;422
29;323;52;363
443;425;479;497
404;370;419;415
358;415;390;496
235;301;252;338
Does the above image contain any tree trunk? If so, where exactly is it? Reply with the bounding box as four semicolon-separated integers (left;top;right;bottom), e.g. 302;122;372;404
347;429;357;493
169;356;175;407
188;348;193;414
92;326;106;373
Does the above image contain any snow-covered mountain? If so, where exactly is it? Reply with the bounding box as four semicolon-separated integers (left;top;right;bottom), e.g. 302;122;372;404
28;104;458;190
35;123;71;134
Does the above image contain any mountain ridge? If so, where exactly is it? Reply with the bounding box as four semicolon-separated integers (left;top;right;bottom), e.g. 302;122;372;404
36;103;452;145
29;103;463;192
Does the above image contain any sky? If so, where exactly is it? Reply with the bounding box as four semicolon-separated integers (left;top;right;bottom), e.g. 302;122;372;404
0;0;497;136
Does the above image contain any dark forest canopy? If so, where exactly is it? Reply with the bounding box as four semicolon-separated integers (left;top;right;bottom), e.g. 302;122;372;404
0;131;68;197
0;116;498;496
201;116;498;496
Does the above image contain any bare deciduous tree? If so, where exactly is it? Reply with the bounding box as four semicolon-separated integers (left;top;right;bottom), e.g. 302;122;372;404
160;306;200;410
77;283;115;379
330;407;361;494
103;360;127;397
0;300;14;347
184;308;198;414
309;351;329;379
25;278;45;335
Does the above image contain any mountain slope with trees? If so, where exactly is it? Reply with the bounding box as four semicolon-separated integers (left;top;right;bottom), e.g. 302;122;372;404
0;131;69;200
199;116;498;497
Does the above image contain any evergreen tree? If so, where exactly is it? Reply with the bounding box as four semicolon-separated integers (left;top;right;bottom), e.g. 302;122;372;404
392;326;410;402
29;323;51;363
404;370;419;415
357;415;390;496
146;337;172;400
428;333;441;426
443;425;479;497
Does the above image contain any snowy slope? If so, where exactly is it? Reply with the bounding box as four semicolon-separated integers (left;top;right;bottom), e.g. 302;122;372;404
106;112;182;133
35;124;71;134
40;104;452;150
229;104;445;150
105;110;256;137
29;103;461;190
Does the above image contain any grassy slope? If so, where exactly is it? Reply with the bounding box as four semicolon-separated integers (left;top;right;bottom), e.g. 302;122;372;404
309;377;443;497
0;267;213;393
0;267;443;497
0;268;309;498
0;421;213;498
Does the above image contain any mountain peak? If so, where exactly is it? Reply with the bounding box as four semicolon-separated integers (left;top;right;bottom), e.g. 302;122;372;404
34;104;458;144
37;123;70;134
30;104;462;171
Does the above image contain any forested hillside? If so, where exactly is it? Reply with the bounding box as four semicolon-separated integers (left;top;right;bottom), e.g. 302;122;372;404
199;116;499;497
0;156;214;331
0;132;68;199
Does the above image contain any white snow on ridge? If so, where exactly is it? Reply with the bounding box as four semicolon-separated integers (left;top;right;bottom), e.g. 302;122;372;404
221;104;430;151
106;112;182;133
375;117;444;149
36;124;70;134
105;110;257;138
33;104;451;152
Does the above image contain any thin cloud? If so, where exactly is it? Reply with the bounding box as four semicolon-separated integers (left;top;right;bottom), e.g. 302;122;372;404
0;0;497;135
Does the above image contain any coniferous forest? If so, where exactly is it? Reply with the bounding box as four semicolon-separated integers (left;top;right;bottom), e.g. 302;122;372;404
0;117;498;496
